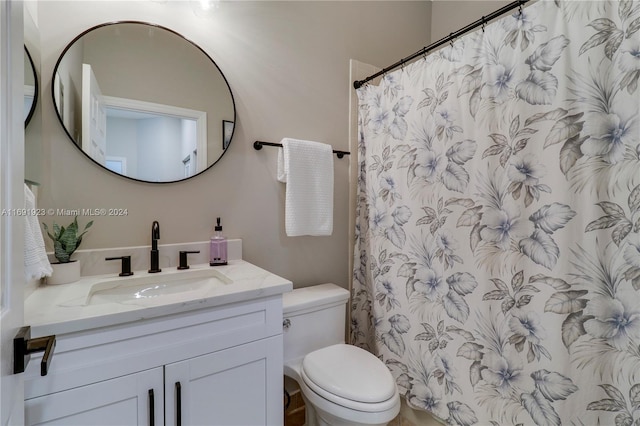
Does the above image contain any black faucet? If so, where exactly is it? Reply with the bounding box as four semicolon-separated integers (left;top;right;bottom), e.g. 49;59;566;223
149;220;161;273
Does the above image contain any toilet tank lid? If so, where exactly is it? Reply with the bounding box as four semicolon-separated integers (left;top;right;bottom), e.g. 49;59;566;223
283;283;349;315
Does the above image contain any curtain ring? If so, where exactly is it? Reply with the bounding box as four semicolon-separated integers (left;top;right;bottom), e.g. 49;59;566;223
518;1;523;17
481;16;486;32
423;47;428;60
449;33;455;48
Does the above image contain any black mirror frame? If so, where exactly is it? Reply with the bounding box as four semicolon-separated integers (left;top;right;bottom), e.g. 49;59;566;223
24;45;38;127
51;21;236;184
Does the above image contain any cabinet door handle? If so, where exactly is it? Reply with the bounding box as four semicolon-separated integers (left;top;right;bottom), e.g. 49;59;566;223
13;326;56;376
175;381;182;426
148;389;155;426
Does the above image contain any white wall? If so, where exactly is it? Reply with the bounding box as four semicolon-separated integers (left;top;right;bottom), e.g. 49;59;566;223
181;120;195;162
35;0;432;289
106;116;138;177
137;116;184;182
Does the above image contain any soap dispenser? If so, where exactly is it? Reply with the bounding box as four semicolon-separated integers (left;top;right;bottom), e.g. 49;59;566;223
209;217;228;266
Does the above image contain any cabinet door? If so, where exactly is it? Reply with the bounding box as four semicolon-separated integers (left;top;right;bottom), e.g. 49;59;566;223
165;335;283;426
25;367;163;426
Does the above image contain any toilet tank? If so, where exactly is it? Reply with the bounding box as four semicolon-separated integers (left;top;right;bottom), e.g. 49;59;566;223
283;283;350;363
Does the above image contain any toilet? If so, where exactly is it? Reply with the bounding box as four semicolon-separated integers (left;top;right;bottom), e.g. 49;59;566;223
283;284;400;426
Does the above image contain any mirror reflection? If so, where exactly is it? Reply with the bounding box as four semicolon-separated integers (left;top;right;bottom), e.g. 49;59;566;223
24;46;37;126
52;21;235;183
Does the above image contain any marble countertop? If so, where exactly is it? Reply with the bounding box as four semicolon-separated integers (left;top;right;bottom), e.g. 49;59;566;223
25;260;292;337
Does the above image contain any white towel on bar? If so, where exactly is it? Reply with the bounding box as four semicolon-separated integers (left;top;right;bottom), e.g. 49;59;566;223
277;138;334;236
24;184;52;281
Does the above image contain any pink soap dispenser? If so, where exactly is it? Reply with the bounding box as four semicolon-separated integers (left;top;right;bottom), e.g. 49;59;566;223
209;217;227;266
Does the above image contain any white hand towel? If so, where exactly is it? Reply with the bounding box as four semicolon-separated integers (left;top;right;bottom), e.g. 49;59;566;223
24;184;52;280
277;138;334;236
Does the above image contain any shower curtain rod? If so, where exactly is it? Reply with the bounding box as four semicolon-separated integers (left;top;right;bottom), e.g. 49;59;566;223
353;0;529;89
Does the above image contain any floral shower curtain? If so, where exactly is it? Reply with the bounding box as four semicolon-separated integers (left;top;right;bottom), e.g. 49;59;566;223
352;1;640;424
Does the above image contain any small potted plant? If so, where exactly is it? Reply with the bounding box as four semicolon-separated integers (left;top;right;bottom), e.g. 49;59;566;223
43;216;93;285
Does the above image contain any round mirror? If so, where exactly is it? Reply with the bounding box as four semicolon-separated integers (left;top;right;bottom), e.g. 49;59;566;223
52;21;235;183
24;46;38;126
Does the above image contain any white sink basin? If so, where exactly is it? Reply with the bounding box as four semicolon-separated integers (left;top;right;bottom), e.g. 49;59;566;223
87;268;232;305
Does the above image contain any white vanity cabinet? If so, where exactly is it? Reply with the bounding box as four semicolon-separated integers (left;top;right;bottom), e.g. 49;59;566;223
25;367;164;425
24;295;285;426
164;337;282;426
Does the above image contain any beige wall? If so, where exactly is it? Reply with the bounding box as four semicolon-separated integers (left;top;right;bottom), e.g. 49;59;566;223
431;0;510;41
35;1;431;290
24;3;42;184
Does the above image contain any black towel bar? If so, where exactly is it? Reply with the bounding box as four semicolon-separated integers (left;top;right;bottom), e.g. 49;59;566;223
253;141;350;159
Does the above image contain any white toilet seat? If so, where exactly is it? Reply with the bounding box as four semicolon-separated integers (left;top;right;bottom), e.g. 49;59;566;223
297;367;400;426
300;344;399;413
301;364;399;413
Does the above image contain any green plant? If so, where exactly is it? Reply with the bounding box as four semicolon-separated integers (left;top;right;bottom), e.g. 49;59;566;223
43;216;93;263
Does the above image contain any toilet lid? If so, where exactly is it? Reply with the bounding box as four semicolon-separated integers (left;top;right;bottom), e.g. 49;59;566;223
301;344;396;404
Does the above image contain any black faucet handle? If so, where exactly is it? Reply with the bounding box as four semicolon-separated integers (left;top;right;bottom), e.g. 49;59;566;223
105;256;134;276
178;251;200;270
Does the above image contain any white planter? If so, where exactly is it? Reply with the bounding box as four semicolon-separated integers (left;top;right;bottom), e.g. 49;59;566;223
47;260;81;285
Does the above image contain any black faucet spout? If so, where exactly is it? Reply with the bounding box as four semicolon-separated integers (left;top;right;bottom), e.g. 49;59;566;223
151;221;160;250
149;220;161;273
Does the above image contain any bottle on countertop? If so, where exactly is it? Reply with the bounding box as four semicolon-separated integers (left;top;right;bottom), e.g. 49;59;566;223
209;217;227;266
